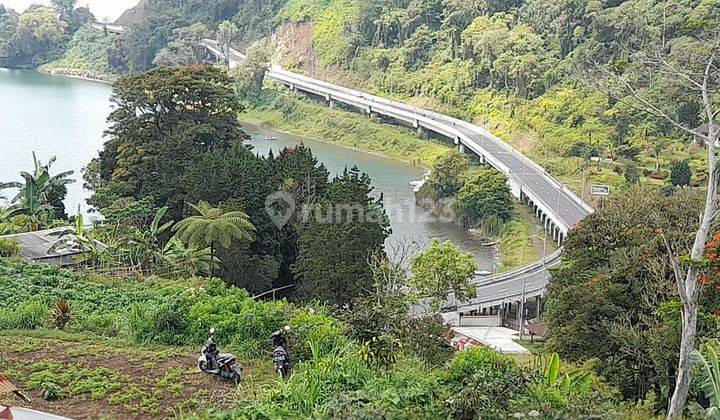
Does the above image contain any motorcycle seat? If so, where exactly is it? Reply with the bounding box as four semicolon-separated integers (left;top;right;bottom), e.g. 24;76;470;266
217;353;235;362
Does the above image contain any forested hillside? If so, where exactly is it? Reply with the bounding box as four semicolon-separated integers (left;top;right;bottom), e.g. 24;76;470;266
79;0;713;196
2;0;715;194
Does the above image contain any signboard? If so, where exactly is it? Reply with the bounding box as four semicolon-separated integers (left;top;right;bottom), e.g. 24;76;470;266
591;185;611;196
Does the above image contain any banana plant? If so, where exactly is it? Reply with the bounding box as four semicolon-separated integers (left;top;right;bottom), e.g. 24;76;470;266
692;343;720;419
544;352;592;393
0;181;21;201
7;153;75;230
47;206;107;266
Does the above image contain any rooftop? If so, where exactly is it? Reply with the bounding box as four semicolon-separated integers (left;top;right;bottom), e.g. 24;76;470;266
1;228;104;263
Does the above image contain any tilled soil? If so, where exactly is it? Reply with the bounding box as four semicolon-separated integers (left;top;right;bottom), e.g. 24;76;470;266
0;335;267;419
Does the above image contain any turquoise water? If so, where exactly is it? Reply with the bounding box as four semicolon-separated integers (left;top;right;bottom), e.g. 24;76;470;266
0;69;493;267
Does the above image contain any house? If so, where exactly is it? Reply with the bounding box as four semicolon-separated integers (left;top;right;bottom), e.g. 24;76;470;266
0;228;105;267
695;121;719;146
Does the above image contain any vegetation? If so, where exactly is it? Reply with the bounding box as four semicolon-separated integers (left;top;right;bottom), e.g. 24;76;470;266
0;258;624;418
410;239;476;310
42;26;115;77
171;201;255;276
241;90;449;167
2;153;73;232
545;187;720;412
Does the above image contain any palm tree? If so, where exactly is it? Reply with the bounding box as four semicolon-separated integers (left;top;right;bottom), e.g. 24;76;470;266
171;201;254;276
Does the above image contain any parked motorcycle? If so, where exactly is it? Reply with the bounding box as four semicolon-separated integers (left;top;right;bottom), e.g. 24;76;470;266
198;328;243;384
270;325;291;378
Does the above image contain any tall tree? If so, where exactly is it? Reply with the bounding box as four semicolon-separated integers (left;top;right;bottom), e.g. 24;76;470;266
217;20;238;67
455;168;515;230
292;166;390;305
153;23;210;66
669;160;692;187
596;27;720;416
87;66;247;214
410;239;476;311
545;187;720;407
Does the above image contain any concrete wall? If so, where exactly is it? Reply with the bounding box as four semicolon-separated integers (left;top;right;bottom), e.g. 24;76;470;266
459;315;503;327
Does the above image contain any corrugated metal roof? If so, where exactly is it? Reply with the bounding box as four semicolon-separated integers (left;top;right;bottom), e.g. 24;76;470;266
0;374;18;396
1;228;105;262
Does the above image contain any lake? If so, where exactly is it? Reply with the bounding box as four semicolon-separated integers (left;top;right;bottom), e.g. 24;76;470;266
0;69;494;268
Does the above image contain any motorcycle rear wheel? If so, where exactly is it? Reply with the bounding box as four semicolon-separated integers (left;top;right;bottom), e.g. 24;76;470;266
231;365;243;385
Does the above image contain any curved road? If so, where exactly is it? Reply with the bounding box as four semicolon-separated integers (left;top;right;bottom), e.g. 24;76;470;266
90;26;593;313
200;37;593;312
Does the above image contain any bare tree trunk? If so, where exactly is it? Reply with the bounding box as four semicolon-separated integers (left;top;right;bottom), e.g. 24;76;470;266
668;55;718;415
669;296;698;416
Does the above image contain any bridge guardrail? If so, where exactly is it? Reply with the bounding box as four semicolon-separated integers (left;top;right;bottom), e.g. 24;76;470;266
263;66;587;232
266;66;593;216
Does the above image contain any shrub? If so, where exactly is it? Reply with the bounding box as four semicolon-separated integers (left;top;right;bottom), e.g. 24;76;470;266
0;300;48;329
445;346;529;417
447;345;518;384
186;291;288;356
40;381;65;401
0;238;20;257
50;298;73;330
71;313;125;337
288;307;348;361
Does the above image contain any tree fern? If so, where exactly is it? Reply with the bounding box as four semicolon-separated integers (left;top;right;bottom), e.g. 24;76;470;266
171;201;254;276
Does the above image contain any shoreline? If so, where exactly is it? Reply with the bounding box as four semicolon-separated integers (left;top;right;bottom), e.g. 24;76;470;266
239;117;431;171
37;67;115;85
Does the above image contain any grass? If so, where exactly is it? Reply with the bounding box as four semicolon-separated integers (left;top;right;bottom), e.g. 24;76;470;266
497;205;547;272
241;90;450;168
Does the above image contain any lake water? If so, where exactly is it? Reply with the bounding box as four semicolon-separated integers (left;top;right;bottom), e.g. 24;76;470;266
0;69;494;268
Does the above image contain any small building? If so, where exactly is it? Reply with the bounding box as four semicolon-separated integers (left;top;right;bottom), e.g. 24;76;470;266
695;121;719;146
0;228;105;267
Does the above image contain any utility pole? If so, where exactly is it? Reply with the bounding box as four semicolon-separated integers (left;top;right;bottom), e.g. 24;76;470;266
519;276;526;341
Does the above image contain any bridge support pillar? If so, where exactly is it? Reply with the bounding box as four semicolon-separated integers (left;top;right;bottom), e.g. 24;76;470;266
458;143;465;153
417;125;424;136
516;300;523;325
535;296;542;318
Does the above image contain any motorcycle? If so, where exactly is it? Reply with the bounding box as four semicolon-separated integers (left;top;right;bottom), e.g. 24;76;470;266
270;325;291;378
198;328;244;384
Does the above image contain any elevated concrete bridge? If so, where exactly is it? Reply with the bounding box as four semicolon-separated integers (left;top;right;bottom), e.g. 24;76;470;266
92;24;594;322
